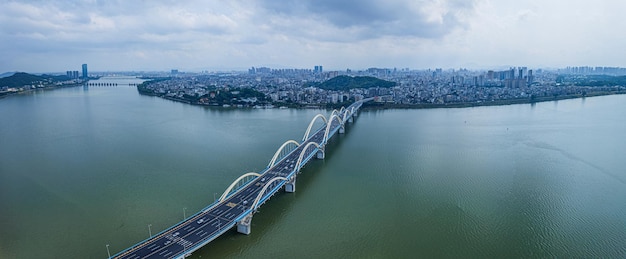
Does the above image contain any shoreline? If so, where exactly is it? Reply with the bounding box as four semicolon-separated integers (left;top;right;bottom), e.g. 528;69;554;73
361;91;626;110
0;83;85;99
138;89;626;111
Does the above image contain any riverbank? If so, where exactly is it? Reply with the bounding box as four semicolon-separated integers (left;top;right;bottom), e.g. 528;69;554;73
362;91;626;110
0;83;85;99
142;89;626;111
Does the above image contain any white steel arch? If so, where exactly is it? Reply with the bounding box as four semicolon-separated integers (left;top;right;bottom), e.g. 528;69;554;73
329;109;341;119
339;106;346;116
302;114;328;141
268;140;300;168
323;114;345;144
252;177;288;211
342;108;351;123
295;142;321;172
219;172;261;201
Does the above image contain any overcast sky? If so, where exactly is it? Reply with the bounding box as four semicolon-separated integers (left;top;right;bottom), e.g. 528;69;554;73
1;0;625;73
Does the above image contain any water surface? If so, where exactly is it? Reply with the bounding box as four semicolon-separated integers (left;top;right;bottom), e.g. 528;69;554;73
0;79;624;258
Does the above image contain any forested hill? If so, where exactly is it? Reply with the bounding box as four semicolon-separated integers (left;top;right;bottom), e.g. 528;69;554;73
316;75;396;91
0;72;16;78
0;72;69;88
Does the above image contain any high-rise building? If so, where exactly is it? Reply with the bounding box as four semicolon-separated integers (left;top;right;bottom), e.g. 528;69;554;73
82;64;88;79
67;70;79;79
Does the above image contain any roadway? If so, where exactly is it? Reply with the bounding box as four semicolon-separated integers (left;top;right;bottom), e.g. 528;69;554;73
112;103;355;259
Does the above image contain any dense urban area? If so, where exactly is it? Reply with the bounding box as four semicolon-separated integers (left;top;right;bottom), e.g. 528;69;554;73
3;66;626;108
137;66;626;108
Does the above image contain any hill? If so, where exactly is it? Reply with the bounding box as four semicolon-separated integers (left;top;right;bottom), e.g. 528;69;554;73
0;72;16;78
316;75;396;91
0;72;47;88
0;72;71;88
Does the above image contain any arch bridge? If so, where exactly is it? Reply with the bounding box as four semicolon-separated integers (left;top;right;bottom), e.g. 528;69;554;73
111;99;370;259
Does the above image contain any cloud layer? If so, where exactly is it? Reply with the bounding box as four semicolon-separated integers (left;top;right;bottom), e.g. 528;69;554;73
1;0;625;72
256;0;475;41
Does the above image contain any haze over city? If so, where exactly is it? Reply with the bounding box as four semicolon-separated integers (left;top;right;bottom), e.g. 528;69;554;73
2;0;625;73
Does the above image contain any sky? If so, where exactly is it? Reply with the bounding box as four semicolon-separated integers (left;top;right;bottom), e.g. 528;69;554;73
1;0;625;73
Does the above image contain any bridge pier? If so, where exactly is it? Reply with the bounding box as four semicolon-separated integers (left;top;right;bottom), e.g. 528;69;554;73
316;150;325;159
285;177;296;193
237;214;252;235
339;126;345;134
348;116;353;123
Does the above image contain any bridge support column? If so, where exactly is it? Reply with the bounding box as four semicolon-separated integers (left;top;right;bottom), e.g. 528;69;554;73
339;126;345;134
316;150;325;159
237;214;252;235
285;177;296;193
348;116;353;123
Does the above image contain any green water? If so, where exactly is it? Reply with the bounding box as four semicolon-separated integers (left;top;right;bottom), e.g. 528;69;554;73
0;78;625;258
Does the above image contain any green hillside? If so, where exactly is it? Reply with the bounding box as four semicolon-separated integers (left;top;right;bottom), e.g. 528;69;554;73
317;75;396;91
0;72;70;88
0;72;47;88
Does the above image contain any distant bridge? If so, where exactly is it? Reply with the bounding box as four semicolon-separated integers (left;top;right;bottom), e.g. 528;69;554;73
87;82;140;86
110;99;372;259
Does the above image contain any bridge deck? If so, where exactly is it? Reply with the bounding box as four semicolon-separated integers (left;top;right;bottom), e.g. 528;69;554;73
112;101;364;259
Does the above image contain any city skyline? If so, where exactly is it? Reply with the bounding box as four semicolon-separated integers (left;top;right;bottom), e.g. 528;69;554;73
1;0;626;73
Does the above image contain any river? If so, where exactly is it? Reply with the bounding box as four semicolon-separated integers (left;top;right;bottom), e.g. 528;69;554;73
0;77;624;258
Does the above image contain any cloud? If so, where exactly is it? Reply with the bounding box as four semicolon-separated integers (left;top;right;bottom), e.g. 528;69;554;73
0;0;479;71
255;0;477;41
1;0;626;72
0;1;238;48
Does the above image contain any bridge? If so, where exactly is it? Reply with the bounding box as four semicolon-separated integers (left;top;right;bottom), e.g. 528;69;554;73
109;99;370;259
87;82;140;86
